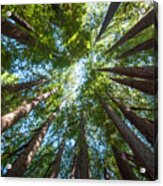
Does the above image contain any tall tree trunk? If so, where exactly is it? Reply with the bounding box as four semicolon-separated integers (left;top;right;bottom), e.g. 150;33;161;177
74;117;90;179
95;2;121;42
1;17;36;46
129;106;156;112
112;146;137;180
2;78;48;92
1;88;58;132
5;112;57;177
105;9;155;54
48;139;65;178
119;38;156;59
97;94;155;179
111;98;154;144
97;66;157;80
111;77;157;95
9;12;34;32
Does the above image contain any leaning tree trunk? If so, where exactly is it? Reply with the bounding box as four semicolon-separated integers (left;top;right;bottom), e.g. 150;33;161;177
1;88;58;132
111;98;154;144
95;2;121;42
5;112;57;177
112;146;137;180
1;17;36;46
9;12;34;32
2;78;48;92
97;66;157;80
111;77;157;95
48;139;65;178
74;118;90;179
119;38;155;59
97;94;155;179
105;9;155;53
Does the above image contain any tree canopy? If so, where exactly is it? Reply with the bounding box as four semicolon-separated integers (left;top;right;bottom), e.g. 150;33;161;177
1;1;157;180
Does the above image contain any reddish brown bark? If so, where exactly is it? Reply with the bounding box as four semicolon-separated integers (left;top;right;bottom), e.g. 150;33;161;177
1;88;58;132
105;9;155;54
97;66;157;80
97;94;155;179
10;12;34;32
5;112;57;177
119;38;155;58
2;78;48;92
1;17;36;46
111;98;154;144
111;77;157;95
74;118;90;179
112;146;137;180
48;139;65;178
95;2;121;42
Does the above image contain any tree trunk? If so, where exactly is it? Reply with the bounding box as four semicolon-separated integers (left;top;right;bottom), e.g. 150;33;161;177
1;17;36;46
111;98;154;144
97;66;157;80
2;78;48;92
95;2;121;42
129;106;156;112
112;146;137;180
1;88;58;132
9;12;34;32
5;112;57;177
111;77;157;95
74;117;90;179
119;38;156;59
105;9;155;54
97;94;155;179
48;139;65;178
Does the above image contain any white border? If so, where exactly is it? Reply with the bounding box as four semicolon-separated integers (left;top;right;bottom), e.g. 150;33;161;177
1;0;163;186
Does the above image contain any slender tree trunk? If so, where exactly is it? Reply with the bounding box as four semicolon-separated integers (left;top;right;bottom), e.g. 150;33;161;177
95;2;121;42
1;17;36;46
111;98;154;144
104;166;110;180
119;38;156;59
97;66;157;80
74;118;90;179
1;88;58;132
2;78;48;92
48;139;65;178
111;77;157;95
129;106;156;112
105;9;155;54
112;146;137;180
9;12;34;32
5;112;57;177
97;94;155;179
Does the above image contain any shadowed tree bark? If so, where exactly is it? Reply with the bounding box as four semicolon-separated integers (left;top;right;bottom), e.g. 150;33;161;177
5;112;58;177
2;78;48;92
74;116;90;179
105;9;156;54
111;97;154;144
48;139;65;178
112;145;137;180
95;2;121;42
119;38;156;59
111;77;157;95
97;66;157;80
97;93;155;179
9;12;34;32
1;17;36;46
1;88;58;132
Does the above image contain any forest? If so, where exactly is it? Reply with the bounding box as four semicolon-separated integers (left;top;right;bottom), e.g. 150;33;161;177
1;2;158;180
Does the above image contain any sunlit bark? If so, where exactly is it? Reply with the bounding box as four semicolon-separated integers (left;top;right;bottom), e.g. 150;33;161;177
1;88;57;132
